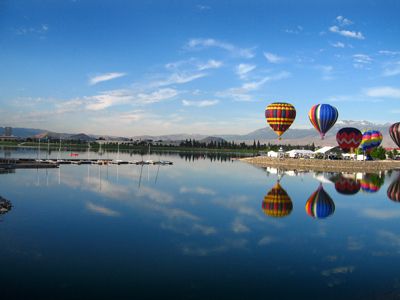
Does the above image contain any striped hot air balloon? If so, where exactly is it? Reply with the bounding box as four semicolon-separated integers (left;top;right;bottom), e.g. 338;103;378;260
262;182;293;217
305;184;335;219
389;122;400;148
265;102;296;140
334;176;360;195
308;104;338;139
360;173;384;193
387;176;400;202
360;130;383;160
336;127;362;153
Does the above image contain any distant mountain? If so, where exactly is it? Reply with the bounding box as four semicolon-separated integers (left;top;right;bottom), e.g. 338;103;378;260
132;133;207;141
199;136;227;144
0;127;45;138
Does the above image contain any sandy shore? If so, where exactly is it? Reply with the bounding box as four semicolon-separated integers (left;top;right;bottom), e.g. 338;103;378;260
240;156;400;172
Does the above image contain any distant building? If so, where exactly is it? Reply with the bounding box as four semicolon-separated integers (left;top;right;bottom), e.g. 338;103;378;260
4;127;12;136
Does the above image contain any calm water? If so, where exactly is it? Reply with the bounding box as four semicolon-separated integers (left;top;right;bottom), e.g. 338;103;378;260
1;149;400;299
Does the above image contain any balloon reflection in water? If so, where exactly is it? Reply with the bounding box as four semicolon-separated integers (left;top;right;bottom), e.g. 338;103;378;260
334;175;360;195
0;196;12;215
262;182;293;217
360;173;384;193
305;184;335;219
387;176;400;202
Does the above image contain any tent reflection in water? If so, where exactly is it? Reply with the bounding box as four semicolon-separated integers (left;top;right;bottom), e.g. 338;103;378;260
305;184;335;219
0;196;12;215
360;173;384;193
387;176;400;202
262;181;293;218
334;175;360;195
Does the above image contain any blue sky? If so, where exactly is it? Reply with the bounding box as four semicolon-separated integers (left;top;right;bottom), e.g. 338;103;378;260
1;0;400;136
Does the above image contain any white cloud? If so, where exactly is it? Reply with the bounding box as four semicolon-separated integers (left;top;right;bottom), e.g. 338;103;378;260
382;61;400;77
197;59;223;70
196;4;211;11
89;72;127;85
153;72;207;87
232;218;250;233
331;41;345;48
258;236;275;246
135;88;179;104
15;24;49;35
353;54;372;68
264;52;285;63
363;209;400;219
283;25;303;34
235;63;256;79
179;186;217;195
182;99;219;107
364;86;400;98
329;26;365;40
186;38;255;58
336;15;353;26
379;50;400;56
86;202;120;217
316;65;334;80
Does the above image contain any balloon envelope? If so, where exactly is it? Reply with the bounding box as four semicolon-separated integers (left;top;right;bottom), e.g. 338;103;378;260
305;184;335;218
308;104;338;139
360;173;384;193
387;176;400;202
334;175;360;195
359;130;383;153
262;182;293;217
336;127;362;153
389;122;400;148
265;102;296;139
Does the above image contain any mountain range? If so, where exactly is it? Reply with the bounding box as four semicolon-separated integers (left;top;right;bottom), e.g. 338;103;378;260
1;120;397;147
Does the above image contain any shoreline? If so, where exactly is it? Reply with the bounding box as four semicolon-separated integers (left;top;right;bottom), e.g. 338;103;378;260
240;156;400;172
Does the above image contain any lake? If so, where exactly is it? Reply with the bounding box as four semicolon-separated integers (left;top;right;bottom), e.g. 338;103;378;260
1;148;400;299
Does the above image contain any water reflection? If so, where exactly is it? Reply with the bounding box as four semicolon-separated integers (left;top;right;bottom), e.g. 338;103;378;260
387;176;400;202
262;181;293;218
0;196;12;216
360;173;385;193
333;174;360;195
305;184;335;219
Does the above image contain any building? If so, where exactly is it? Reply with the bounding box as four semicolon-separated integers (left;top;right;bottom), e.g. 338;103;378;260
4;127;12;136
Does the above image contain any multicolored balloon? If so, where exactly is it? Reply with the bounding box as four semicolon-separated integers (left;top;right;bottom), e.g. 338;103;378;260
360;173;384;193
265;102;296;140
308;104;339;139
262;182;293;217
305;184;335;219
389;122;400;148
359;130;383;160
336;127;362;153
334;175;360;195
387;176;400;202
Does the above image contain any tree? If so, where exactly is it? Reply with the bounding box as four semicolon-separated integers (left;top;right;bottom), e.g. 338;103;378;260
370;146;386;160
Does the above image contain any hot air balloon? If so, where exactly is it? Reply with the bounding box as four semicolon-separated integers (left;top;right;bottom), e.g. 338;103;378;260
336;127;362;153
360;173;384;193
389;122;400;148
308;104;338;139
265;102;296;140
305;184;335;219
334;175;360;195
387;176;400;202
359;130;383;160
262;182;293;217
0;196;12;215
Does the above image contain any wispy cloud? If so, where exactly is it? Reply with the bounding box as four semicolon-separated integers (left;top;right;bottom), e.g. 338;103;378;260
379;50;400;56
186;38;255;58
331;41;345;48
196;4;211;11
329;26;364;40
283;25;303;34
235;63;256;79
15;24;49;36
316;65;334;80
152;72;207;87
353;54;372;68
89;72;127;85
197;59;223;70
264;52;285;63
364;86;400;98
382;61;400;77
86;202;120;217
363;209;400;219
182;99;219;107
335;15;353;27
232;218;250;233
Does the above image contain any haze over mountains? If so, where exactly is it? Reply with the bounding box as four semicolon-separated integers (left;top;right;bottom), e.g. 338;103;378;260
1;120;396;147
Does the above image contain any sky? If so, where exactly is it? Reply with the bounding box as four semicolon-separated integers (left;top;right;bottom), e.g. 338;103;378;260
0;0;400;137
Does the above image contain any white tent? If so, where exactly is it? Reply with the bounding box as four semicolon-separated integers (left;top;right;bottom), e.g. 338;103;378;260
286;149;315;158
314;146;337;154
